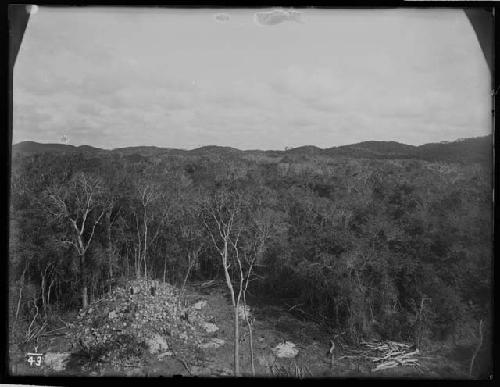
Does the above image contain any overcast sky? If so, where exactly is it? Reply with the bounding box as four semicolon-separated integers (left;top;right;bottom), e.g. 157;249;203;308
13;7;491;150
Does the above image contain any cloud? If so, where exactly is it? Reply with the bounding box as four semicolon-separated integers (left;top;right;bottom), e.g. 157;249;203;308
214;13;230;23
254;9;302;26
13;8;490;149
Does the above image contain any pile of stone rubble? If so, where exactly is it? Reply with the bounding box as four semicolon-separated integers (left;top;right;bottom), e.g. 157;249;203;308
67;279;225;369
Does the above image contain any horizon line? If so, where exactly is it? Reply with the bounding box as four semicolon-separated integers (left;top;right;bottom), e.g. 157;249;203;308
12;134;491;153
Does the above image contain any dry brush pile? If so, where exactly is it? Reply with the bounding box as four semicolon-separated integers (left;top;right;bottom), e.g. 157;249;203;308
338;340;422;373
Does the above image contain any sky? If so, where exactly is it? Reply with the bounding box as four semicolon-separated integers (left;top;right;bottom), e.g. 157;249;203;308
13;7;491;150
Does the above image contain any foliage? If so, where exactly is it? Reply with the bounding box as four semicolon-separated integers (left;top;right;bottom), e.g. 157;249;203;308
9;148;492;347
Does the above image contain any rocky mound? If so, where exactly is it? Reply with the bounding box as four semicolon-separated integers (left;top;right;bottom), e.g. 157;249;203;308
67;279;223;369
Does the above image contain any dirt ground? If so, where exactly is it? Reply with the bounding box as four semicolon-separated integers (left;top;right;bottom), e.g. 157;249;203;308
8;283;483;379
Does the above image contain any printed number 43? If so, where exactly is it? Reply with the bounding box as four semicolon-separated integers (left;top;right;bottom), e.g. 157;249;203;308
27;355;42;367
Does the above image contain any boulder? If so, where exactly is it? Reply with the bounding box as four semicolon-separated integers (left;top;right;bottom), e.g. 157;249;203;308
193;300;207;310
257;353;276;367
201;322;219;334
199;338;225;349
44;352;71;371
157;351;173;359
145;334;169;354
272;341;299;359
238;304;251;320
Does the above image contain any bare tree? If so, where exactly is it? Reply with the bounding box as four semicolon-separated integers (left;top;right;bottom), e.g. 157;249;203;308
202;189;278;376
239;205;277;376
44;172;108;308
104;198;122;292
178;199;205;306
132;180;171;280
202;189;244;376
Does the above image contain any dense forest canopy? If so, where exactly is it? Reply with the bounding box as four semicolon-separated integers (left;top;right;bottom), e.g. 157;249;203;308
9;135;492;347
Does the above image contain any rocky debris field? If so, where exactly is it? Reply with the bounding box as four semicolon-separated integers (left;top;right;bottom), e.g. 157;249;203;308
66;279;225;373
9;279;475;378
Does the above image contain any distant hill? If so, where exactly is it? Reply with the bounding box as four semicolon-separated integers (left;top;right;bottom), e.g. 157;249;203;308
414;136;492;164
111;146;188;157
12;141;104;155
331;141;416;156
77;145;104;153
320;136;491;164
284;145;323;155
12;135;492;165
190;145;242;157
13;141;77;154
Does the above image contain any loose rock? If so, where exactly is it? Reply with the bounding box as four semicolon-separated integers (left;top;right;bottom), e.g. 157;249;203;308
145;334;169;354
44;352;71;371
272;341;299;359
238;304;251;320
202;322;219;334
193;300;207;310
199;338;225;349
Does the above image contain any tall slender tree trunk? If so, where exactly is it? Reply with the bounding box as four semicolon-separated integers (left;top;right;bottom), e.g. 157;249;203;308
47;279;55;308
221;239;240;376
234;305;240;376
82;286;88;308
15;263;28;321
125;246;130;279
41;271;47;316
469;319;484;378
243;291;256;376
80;254;88;308
134;248;141;279
106;211;113;292
163;258;167;284
143;205;148;279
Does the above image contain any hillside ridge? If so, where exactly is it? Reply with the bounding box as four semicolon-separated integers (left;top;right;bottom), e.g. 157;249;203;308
13;135;492;165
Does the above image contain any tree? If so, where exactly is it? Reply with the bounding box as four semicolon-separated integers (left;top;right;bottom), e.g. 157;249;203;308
177;197;205;305
239;201;280;375
43;172;108;308
201;187;245;376
130;180;169;279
